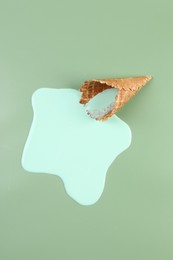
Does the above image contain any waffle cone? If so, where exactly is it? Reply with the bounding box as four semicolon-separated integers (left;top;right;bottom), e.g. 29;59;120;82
80;76;152;120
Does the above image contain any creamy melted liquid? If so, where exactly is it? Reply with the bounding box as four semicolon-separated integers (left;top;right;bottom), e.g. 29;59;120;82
22;88;131;205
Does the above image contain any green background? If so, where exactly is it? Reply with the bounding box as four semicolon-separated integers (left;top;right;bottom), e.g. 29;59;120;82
1;0;173;259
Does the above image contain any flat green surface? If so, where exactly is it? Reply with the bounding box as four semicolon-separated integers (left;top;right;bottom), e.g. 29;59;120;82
0;0;173;259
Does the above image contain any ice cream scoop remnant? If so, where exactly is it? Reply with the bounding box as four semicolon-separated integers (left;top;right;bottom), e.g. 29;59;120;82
85;88;118;119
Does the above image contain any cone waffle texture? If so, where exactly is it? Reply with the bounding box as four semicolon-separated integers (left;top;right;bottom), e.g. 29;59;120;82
80;76;152;120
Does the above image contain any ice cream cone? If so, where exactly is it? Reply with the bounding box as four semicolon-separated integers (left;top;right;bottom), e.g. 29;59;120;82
79;76;152;120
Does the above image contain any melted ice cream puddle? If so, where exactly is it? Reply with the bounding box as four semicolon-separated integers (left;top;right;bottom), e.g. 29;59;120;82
22;88;131;205
85;88;118;119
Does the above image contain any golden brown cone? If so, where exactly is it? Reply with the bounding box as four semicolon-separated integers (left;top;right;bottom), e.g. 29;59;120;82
79;76;152;120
